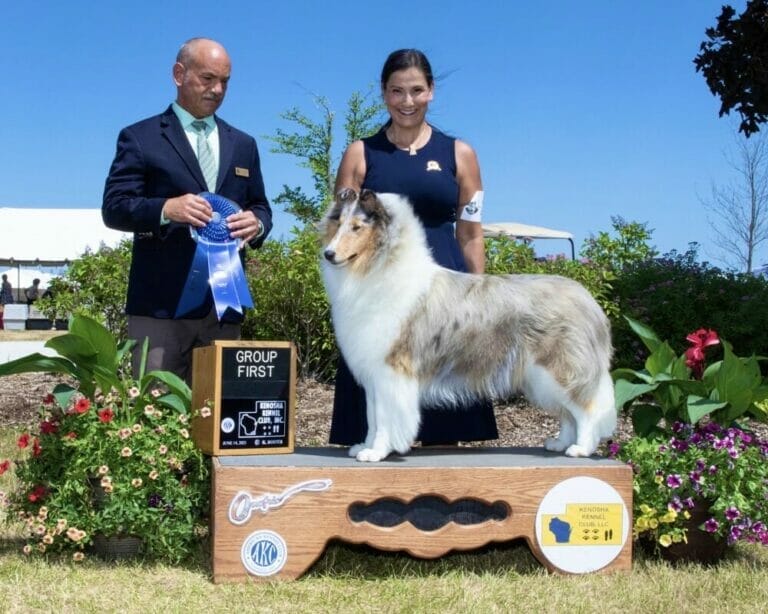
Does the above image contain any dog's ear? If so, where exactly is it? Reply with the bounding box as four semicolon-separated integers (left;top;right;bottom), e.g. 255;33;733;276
359;189;391;224
336;188;358;205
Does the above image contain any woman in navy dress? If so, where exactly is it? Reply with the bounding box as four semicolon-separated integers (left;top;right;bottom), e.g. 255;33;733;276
329;49;498;446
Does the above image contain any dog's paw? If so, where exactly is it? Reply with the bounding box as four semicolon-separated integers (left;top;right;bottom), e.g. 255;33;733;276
564;444;592;458
348;444;365;457
355;447;387;462
544;437;569;452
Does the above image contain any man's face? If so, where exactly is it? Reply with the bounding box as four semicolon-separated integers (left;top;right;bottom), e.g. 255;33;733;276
173;42;231;118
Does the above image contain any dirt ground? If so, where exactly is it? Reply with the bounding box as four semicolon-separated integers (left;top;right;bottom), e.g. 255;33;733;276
0;372;637;449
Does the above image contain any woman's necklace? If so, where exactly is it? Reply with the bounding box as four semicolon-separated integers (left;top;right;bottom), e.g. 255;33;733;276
388;123;428;156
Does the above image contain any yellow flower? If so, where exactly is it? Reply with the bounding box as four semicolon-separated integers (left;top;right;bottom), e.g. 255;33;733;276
132;423;143;433
22;545;32;555
636;517;649;530
42;534;54;545
98;465;109;475
121;447;133;457
649;519;659;529
72;551;85;562
149;470;159;481
658;534;673;548
200;407;212;418
131;478;143;488
639;504;654;515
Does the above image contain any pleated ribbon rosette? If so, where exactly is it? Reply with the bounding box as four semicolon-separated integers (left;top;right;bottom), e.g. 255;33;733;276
175;192;254;320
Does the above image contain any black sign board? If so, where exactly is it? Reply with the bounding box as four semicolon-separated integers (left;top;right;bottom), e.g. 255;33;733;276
217;346;293;450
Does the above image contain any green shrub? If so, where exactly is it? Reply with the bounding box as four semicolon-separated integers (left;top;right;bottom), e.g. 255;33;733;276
37;240;132;339
243;227;337;381
611;245;768;367
484;237;618;319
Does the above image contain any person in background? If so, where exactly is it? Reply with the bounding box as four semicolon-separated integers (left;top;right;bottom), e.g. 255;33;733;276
24;279;41;305
102;37;272;382
1;274;13;305
329;48;498;447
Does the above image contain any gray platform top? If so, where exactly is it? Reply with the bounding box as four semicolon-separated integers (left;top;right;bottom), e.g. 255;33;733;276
216;446;626;469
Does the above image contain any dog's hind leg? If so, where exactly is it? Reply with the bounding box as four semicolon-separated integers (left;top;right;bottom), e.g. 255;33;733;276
544;409;577;453
560;372;616;458
354;375;420;462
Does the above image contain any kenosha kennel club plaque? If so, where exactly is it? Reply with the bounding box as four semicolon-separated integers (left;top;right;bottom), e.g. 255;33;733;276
191;341;297;455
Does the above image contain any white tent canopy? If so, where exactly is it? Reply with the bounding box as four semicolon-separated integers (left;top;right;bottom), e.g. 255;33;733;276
482;222;575;260
0;207;130;266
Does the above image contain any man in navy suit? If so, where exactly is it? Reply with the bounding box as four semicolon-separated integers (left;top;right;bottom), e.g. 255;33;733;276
103;38;272;381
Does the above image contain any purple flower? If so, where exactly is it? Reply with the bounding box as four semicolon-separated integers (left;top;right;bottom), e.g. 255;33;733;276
708;464;718;475
728;526;742;544
689;470;703;485
704;518;720;533
683;497;696;509
607;441;620;458
668;497;683;512
725;506;741;521
148;493;163;508
666;474;683;488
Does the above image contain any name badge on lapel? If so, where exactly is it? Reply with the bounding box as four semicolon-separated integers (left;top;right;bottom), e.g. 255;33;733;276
235;167;250;178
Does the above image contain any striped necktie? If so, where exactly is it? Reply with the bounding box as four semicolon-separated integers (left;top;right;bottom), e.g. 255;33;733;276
191;120;217;192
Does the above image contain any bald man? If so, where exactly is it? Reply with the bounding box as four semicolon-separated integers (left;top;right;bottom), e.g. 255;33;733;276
103;38;272;381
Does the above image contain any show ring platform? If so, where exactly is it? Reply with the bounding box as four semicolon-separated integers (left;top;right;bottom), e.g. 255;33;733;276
211;447;633;582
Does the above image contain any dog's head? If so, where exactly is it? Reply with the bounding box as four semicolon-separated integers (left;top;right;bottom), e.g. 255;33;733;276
320;189;392;274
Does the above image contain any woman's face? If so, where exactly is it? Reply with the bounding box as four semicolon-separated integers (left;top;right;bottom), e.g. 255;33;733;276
382;67;434;128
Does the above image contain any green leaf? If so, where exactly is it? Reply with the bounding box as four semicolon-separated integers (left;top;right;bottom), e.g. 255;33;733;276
614;379;657;410
52;383;78;409
0;353;78;379
686;395;728;423
69;314;118;371
713;342;762;421
611;367;653;383
143;371;191;409
624;316;662;353
631;403;664;436
645;342;677;377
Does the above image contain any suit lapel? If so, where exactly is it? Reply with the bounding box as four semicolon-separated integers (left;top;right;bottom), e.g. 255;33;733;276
216;117;234;192
160;106;208;191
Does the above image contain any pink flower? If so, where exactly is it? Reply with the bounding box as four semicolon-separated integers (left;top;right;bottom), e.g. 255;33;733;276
97;408;114;423
73;398;90;414
686;328;720;349
0;460;10;475
17;433;30;449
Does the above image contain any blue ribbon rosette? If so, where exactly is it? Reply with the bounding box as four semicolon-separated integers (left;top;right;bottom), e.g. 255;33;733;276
175;192;254;320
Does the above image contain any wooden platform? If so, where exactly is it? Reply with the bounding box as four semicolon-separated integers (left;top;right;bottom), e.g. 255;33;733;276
212;447;633;582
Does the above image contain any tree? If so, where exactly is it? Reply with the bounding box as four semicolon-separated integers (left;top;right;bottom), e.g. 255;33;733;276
580;217;658;272
694;1;768;137
701;132;768;272
268;90;383;225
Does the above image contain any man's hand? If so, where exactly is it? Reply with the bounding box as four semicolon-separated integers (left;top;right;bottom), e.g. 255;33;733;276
162;194;213;227
226;209;263;246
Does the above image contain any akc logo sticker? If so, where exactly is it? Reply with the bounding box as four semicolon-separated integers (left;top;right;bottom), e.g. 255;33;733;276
241;530;287;576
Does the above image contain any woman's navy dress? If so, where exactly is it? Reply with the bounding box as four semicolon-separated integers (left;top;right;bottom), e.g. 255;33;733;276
328;127;498;445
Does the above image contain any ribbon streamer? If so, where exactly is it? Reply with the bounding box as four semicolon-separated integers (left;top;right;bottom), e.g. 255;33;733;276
175;193;254;320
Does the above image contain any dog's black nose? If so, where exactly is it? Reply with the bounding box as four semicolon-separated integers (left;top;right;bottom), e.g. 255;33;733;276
323;249;336;262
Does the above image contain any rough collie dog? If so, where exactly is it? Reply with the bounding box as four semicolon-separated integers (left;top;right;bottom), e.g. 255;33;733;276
320;189;616;462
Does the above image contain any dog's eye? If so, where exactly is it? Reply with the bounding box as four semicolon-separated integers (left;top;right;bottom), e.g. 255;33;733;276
351;223;362;232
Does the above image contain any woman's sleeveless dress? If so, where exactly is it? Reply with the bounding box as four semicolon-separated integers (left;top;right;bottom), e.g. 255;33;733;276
328;127;498;445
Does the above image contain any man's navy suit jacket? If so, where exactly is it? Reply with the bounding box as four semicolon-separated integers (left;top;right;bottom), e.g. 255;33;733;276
102;106;272;319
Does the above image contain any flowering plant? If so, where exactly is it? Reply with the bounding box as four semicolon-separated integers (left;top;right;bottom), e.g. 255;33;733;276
610;421;768;550
613;317;768;436
0;315;209;562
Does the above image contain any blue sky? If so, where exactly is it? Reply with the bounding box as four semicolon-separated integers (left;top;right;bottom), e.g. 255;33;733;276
0;1;753;266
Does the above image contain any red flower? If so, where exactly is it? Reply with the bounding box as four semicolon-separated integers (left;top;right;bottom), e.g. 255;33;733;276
28;485;46;502
40;420;58;435
97;408;115;423
42;393;55;405
32;438;42;457
73;398;90;414
685;328;720;379
17;433;30;449
65;431;77;439
686;328;719;349
0;460;10;475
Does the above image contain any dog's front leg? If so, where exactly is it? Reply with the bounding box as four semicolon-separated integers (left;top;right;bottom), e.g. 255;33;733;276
353;375;419;462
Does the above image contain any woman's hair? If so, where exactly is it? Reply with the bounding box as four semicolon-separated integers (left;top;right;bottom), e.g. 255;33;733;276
380;49;434;88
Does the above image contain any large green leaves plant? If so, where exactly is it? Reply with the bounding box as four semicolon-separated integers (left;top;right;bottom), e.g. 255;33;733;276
613;316;768;436
0;314;189;413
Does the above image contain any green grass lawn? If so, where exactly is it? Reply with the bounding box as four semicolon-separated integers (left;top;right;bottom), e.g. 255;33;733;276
1;427;767;613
